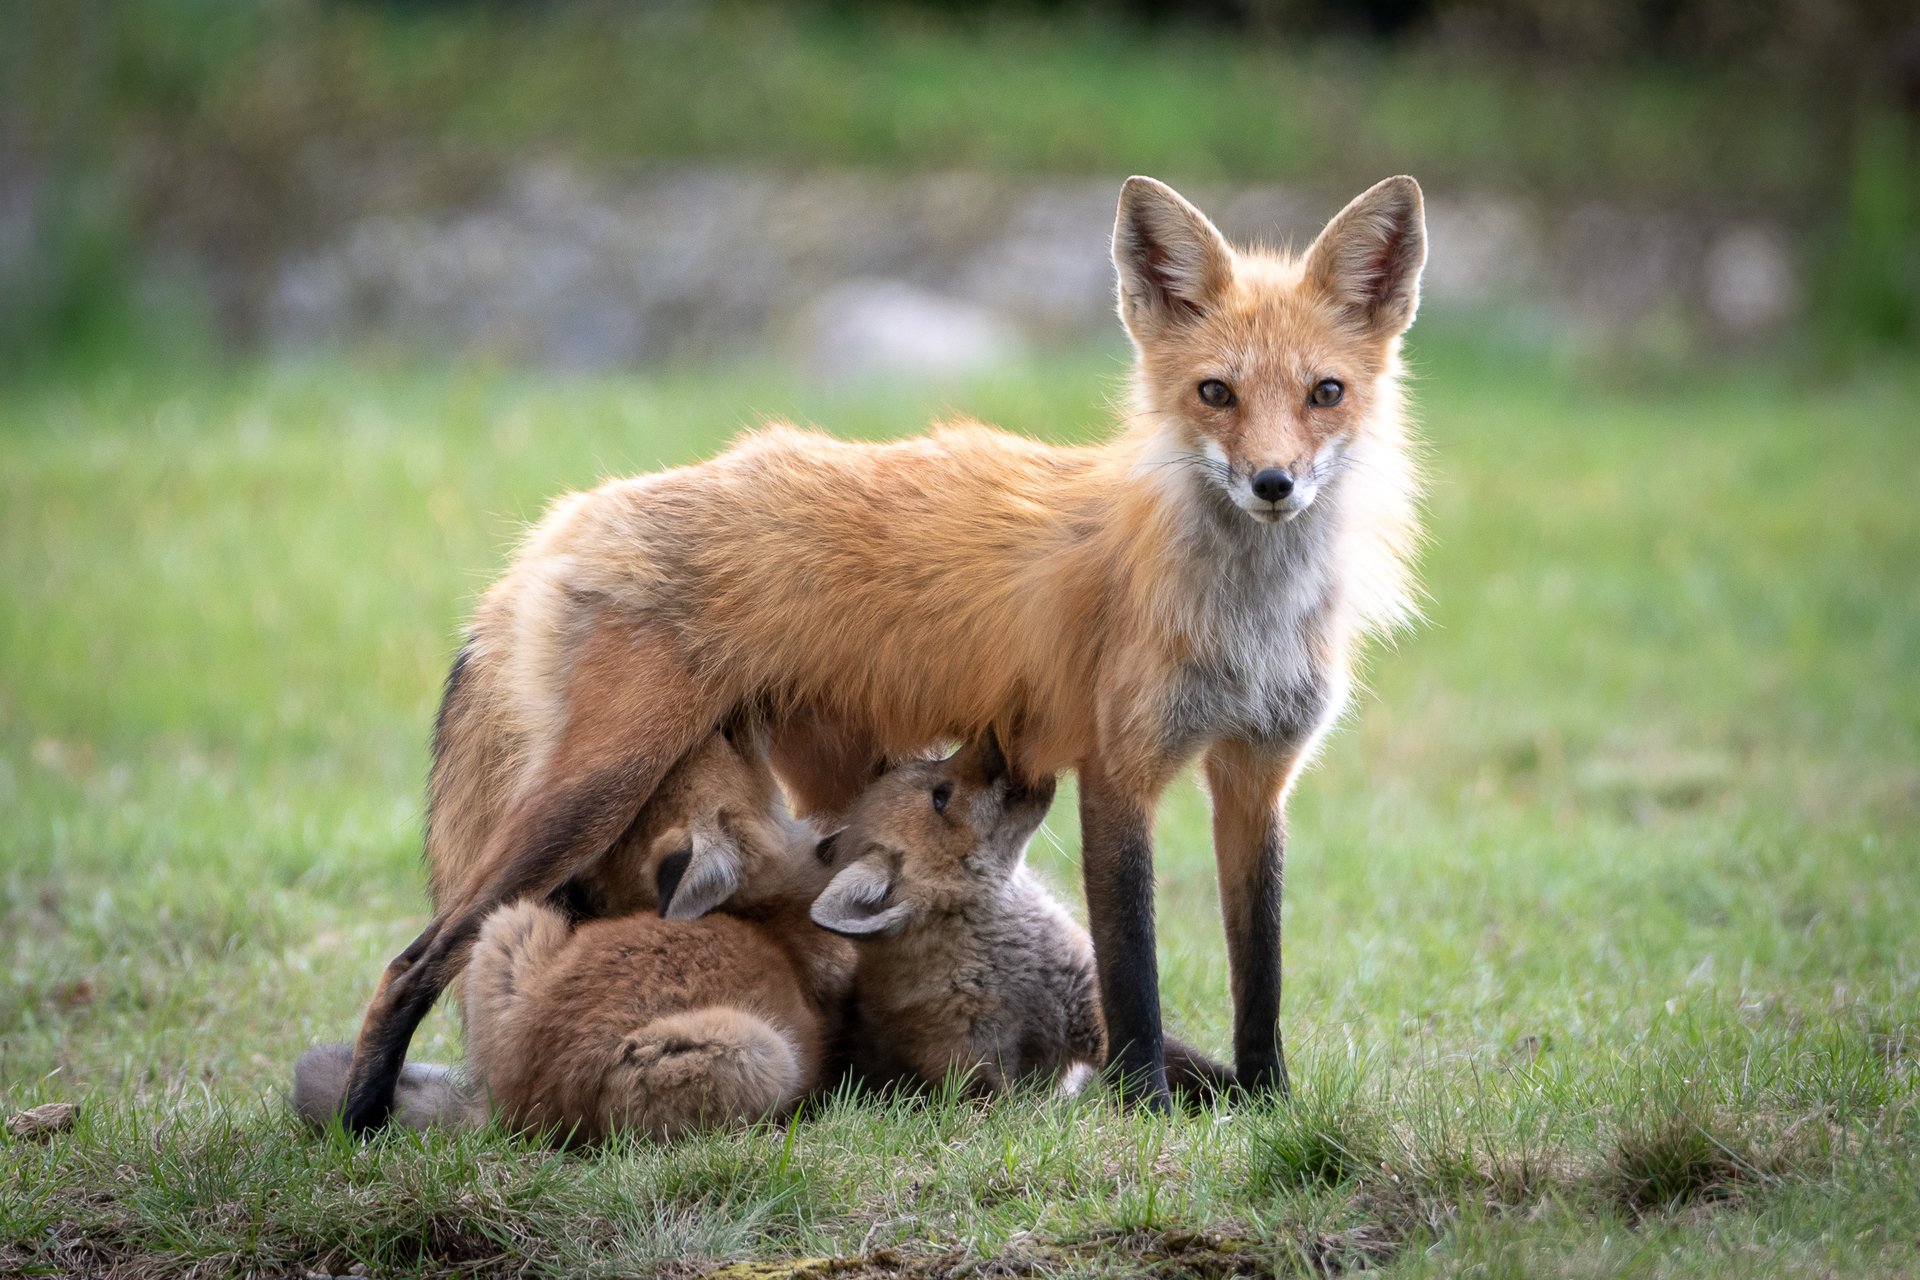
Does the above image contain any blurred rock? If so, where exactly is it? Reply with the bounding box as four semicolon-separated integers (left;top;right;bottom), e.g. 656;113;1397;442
256;162;1805;371
1703;223;1798;336
796;278;1021;381
954;180;1119;336
1553;204;1707;340
1422;195;1542;306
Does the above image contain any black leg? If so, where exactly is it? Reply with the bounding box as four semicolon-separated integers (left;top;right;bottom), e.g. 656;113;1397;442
341;911;483;1133
1231;813;1288;1096
1079;776;1169;1111
1203;741;1294;1099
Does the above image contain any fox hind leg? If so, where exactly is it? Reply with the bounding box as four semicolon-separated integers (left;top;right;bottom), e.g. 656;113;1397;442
342;615;721;1133
605;1008;802;1142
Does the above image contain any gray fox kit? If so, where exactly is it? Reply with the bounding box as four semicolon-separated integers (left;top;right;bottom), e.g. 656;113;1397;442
811;730;1232;1099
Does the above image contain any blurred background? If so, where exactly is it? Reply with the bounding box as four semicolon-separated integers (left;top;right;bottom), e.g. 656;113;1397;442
3;0;1916;376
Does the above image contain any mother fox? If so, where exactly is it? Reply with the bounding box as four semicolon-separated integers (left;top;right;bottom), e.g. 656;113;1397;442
341;175;1426;1128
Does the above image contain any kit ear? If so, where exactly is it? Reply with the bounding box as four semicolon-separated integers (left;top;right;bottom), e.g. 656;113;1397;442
810;857;912;939
952;725;1009;786
660;816;742;920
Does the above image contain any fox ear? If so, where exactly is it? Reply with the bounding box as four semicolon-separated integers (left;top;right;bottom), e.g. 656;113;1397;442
810;857;912;939
1113;176;1234;342
661;816;742;920
976;724;1008;783
1303;176;1426;339
952;725;1009;787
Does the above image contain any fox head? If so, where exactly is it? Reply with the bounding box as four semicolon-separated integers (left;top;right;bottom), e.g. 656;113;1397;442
808;727;1057;940
1114;175;1426;526
634;722;836;921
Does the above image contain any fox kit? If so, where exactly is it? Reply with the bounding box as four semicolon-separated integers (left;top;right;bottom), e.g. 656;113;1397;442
341;175;1425;1129
812;730;1229;1099
297;727;854;1141
453;810;852;1144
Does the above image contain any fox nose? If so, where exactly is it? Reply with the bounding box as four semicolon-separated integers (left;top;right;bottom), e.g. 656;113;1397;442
1250;469;1295;503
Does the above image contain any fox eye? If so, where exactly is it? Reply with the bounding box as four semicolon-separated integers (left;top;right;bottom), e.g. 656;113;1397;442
1196;379;1235;409
1309;379;1344;407
931;782;953;814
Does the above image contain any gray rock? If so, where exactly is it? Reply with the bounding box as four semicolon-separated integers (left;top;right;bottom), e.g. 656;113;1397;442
795;278;1022;381
255;161;1805;369
1703;223;1797;336
1423;195;1541;307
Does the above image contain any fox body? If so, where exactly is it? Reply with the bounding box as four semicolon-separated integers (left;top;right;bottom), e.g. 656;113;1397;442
298;729;856;1142
814;731;1229;1099
342;175;1425;1128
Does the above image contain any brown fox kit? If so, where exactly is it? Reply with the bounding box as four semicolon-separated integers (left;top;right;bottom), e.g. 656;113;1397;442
812;730;1229;1099
451;816;853;1144
340;174;1425;1129
297;727;855;1141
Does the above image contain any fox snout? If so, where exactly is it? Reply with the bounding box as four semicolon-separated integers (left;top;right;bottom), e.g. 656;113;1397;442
1250;468;1294;504
1224;454;1327;524
1245;473;1316;523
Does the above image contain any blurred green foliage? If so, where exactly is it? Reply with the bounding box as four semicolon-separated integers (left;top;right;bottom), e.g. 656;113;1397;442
1819;114;1920;353
1;0;1914;366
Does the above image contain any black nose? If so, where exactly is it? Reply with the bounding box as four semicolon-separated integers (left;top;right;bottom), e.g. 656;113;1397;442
1251;469;1295;503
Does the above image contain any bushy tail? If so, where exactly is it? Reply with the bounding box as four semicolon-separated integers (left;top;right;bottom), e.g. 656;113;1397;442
1162;1033;1237;1104
292;1042;484;1132
603;1007;801;1141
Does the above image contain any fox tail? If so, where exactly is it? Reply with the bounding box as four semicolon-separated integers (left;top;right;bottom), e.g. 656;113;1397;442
292;1041;485;1132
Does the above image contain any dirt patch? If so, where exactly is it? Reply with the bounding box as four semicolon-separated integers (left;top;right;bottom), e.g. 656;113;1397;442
702;1226;1402;1280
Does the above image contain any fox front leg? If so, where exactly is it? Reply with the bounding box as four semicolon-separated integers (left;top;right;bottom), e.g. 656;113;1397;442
1078;768;1171;1111
1203;739;1301;1097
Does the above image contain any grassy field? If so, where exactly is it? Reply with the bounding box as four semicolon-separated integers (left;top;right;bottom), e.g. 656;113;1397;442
2;334;1917;1277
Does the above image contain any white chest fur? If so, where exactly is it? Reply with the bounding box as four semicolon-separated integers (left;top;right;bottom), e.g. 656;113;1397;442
1157;486;1348;754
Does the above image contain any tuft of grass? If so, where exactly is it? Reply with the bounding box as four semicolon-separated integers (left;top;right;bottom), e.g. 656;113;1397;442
1245;1066;1385;1194
1607;1095;1750;1212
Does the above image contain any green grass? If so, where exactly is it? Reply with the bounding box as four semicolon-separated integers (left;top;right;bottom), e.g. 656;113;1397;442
2;336;1918;1276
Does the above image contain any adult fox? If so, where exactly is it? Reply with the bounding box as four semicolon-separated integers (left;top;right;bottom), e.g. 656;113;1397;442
340;174;1425;1129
